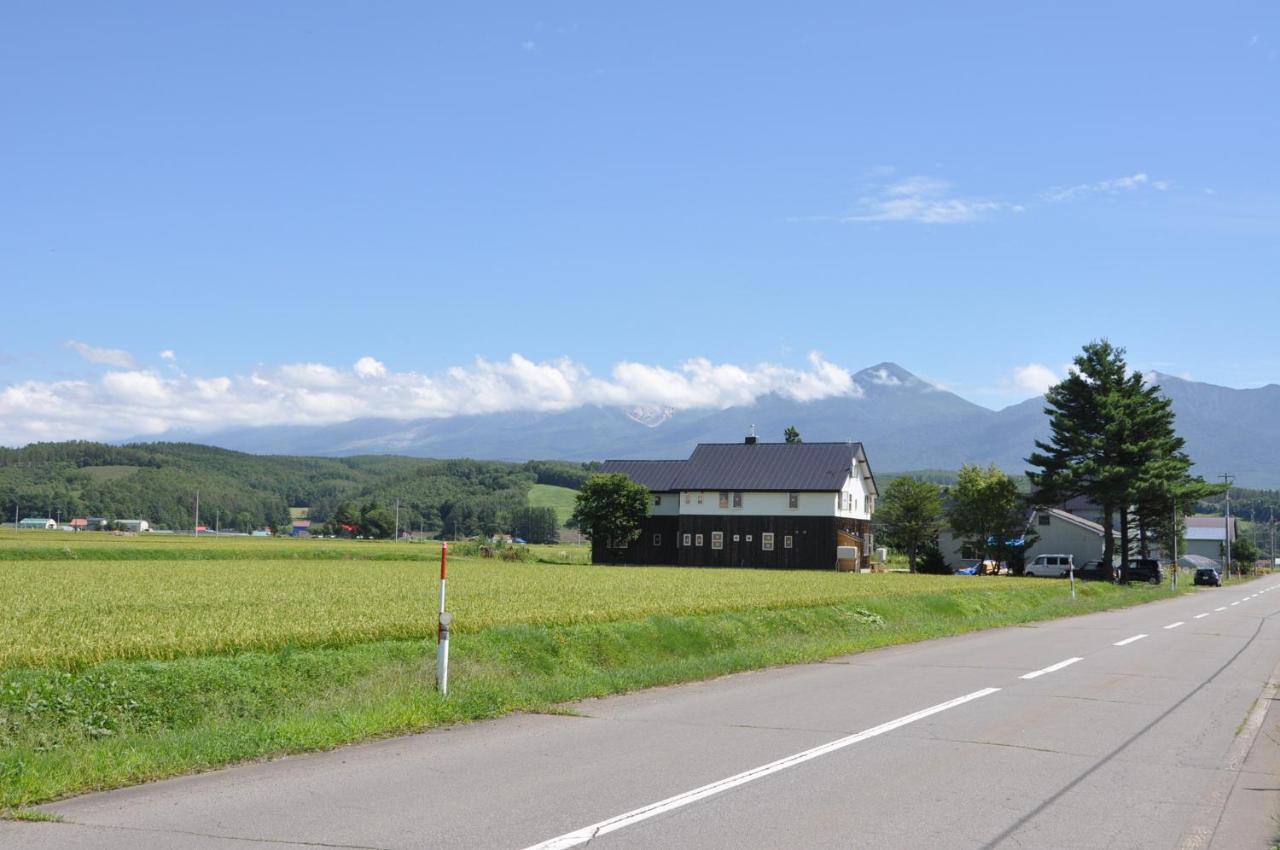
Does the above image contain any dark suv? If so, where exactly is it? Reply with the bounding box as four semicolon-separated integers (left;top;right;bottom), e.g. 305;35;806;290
1120;558;1164;585
1077;560;1116;582
1193;566;1222;587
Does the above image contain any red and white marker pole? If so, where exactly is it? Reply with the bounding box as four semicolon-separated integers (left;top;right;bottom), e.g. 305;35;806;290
437;542;451;696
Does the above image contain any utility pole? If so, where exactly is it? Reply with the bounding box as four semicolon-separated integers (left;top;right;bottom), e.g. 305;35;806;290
1171;497;1178;591
194;489;200;537
1220;474;1233;580
395;499;400;542
215;509;220;536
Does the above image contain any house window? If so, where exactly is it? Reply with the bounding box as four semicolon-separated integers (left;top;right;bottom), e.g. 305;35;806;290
654;495;662;506
653;533;662;546
711;531;723;550
697;492;703;504
762;533;775;551
733;534;740;542
784;535;793;549
733;492;743;508
718;492;729;508
1038;514;1051;526
695;533;703;546
788;492;798;509
745;534;753;542
685;492;691;504
683;533;691;546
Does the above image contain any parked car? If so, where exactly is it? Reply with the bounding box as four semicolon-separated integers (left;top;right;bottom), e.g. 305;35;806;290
1193;566;1222;587
1076;560;1116;582
1025;553;1074;577
1120;558;1164;585
954;562;979;575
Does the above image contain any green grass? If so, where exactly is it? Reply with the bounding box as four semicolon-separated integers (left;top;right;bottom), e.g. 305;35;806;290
527;483;579;527
0;531;1214;807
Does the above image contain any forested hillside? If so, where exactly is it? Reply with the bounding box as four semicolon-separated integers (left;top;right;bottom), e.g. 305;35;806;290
0;442;595;535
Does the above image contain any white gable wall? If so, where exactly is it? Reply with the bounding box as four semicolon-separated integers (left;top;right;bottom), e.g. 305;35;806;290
676;475;872;520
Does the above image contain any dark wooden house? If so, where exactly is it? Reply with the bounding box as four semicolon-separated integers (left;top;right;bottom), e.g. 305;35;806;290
594;438;878;570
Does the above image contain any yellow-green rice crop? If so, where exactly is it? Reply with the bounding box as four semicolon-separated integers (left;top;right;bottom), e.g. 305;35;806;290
0;533;1055;669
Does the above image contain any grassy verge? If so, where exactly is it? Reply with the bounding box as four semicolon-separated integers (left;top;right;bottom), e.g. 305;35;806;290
1;579;1188;809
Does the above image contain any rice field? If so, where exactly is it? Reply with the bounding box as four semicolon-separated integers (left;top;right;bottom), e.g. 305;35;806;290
1;531;1045;670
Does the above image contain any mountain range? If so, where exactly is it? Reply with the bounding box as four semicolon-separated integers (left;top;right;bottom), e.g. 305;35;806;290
163;363;1280;488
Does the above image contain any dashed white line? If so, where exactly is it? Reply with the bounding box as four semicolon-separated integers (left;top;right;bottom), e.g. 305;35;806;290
1194;613;1210;619
1215;606;1228;612
1021;657;1084;679
1164;622;1185;630
1231;601;1242;606
1114;634;1148;646
521;687;1001;850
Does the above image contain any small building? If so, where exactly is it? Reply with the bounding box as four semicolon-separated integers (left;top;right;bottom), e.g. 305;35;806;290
596;438;877;570
1183;516;1236;568
938;507;1116;569
69;518;89;531
291;519;312;537
117;519;150;533
18;517;56;530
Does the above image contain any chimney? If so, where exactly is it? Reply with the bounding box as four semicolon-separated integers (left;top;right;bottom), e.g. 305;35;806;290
745;424;757;445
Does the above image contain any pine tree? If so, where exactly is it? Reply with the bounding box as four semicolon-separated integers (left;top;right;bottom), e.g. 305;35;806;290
1028;341;1132;569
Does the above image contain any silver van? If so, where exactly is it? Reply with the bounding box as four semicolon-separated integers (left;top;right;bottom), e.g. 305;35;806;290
1025;553;1074;577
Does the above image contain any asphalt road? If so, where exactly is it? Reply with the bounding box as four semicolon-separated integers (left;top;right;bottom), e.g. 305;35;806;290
6;579;1280;850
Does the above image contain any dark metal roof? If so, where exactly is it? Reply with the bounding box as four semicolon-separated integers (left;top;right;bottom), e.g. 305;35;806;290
604;442;875;493
675;442;869;492
597;459;688;492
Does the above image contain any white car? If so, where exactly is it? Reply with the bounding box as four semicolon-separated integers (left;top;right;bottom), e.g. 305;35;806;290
1025;553;1074;577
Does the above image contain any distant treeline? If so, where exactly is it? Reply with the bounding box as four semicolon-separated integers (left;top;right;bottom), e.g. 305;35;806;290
0;441;596;536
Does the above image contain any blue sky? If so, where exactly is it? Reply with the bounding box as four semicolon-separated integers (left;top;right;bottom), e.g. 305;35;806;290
2;3;1278;445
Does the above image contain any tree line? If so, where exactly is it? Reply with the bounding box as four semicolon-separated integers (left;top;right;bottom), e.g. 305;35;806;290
0;442;590;536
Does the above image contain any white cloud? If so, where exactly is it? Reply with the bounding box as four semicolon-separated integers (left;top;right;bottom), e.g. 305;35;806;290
160;350;176;361
0;352;865;446
1041;172;1171;203
1012;363;1061;395
66;340;137;369
842;176;1021;225
353;356;387;379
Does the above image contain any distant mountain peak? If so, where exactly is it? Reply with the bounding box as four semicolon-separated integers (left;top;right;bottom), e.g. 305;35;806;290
855;362;928;389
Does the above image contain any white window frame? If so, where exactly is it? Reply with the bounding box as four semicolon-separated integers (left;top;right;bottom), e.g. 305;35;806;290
762;532;774;551
695;533;703;546
683;533;692;546
784;535;793;549
788;492;798;509
711;531;723;550
733;492;743;508
653;533;662;546
718;492;729;509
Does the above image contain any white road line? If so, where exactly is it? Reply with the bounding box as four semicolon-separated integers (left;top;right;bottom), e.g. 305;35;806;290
1020;657;1084;679
1164;622;1185;630
521;687;1001;850
1114;634;1148;646
1215;607;1228;612
1194;613;1210;619
1231;601;1242;606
